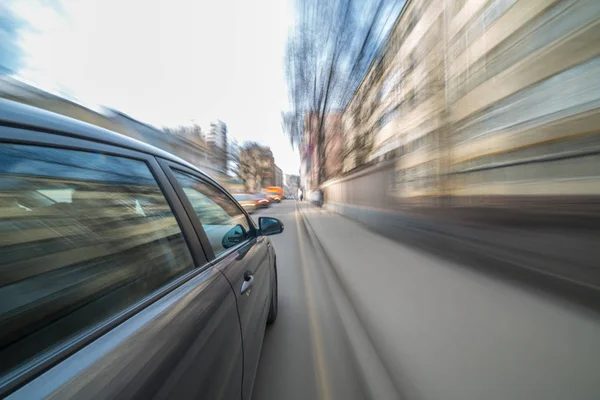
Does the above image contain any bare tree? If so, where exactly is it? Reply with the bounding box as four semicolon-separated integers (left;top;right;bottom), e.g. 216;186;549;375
227;140;243;179
283;0;403;185
238;142;273;192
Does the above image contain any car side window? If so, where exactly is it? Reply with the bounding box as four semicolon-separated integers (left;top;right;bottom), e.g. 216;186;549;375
171;170;251;256
0;143;195;376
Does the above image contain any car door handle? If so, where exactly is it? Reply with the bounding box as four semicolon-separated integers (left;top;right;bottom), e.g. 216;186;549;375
241;274;254;295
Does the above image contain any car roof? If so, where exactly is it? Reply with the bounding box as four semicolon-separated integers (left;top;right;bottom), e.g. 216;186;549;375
0;98;224;189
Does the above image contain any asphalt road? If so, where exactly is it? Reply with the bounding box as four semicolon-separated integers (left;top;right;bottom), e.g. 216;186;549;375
250;200;600;400
251;201;368;400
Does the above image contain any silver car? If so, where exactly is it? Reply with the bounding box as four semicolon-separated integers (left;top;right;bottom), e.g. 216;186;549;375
0;99;282;399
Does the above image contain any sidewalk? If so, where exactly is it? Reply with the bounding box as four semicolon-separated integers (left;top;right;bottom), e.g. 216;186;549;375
297;202;600;400
322;202;600;299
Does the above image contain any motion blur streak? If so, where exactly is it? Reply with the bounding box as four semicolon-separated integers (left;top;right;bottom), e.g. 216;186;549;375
287;0;600;299
2;0;600;399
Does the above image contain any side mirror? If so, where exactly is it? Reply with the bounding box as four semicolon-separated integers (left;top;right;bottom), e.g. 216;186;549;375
259;217;284;236
222;224;246;249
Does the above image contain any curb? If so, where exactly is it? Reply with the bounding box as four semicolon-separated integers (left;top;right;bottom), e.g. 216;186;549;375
296;203;403;400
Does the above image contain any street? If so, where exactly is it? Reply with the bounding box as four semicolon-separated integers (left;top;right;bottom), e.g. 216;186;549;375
3;1;600;398
251;201;370;400
252;201;600;400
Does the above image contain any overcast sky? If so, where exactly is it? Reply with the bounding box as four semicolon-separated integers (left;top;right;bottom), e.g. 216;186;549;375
5;0;300;175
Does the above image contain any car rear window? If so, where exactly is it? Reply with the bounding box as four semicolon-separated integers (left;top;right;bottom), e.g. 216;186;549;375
0;143;194;377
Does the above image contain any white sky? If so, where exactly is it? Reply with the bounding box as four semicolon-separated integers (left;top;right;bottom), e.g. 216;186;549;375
9;0;300;175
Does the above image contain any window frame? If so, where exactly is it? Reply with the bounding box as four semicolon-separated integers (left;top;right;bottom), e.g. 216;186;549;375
0;126;211;396
157;158;258;262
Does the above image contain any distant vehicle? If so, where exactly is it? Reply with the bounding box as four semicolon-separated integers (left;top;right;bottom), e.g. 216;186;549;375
309;189;324;207
265;187;283;203
233;193;258;214
0;99;284;399
252;193;271;208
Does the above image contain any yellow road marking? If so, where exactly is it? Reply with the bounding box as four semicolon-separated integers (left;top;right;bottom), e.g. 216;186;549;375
295;206;332;400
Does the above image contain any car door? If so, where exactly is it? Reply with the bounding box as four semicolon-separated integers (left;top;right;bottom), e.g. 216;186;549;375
159;161;272;399
0;128;243;399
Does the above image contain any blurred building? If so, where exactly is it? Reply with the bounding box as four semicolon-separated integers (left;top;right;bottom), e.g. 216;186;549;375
207;120;228;173
0;76;230;183
227;139;240;177
275;165;284;188
165;124;204;142
301;111;344;192
302;113;318;192
0;76;125;134
284;174;300;197
300;146;312;193
259;148;275;187
328;0;600;216
225;178;246;194
106;110;215;174
324;113;344;180
285;174;300;187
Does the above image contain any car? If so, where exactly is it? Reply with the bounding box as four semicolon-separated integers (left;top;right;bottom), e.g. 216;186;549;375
233;193;258;214
309;189;324;207
265;187;283;203
0;99;283;399
252;193;271;209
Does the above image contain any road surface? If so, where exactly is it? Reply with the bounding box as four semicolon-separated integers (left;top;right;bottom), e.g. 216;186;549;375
251;201;368;400
251;201;600;400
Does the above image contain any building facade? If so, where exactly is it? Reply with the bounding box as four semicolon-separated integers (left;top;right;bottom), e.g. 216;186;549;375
275;165;284;188
333;0;600;214
284;174;300;197
300;143;312;193
0;76;232;182
301;111;345;192
207;120;228;173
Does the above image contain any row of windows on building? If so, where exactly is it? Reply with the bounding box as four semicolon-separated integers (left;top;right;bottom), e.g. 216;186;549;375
388;152;600;195
455;133;600;174
456;153;600;188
